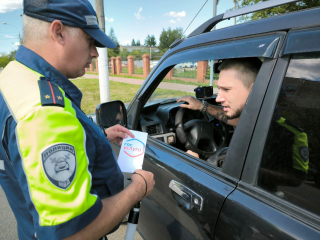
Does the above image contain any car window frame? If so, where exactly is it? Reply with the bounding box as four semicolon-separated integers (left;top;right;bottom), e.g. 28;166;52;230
126;31;286;180
281;26;320;57
240;53;320;229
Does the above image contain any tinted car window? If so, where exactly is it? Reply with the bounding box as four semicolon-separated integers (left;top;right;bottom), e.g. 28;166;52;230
258;52;320;216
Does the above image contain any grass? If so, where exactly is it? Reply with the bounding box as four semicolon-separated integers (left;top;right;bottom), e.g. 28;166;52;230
71;78;190;114
121;67;144;74
164;79;214;87
173;68;219;80
173;69;197;78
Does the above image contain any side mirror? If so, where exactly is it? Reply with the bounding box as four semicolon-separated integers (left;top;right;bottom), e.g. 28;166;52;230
96;100;127;128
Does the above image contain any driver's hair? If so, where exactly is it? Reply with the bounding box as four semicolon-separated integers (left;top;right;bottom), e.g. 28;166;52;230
218;57;262;88
22;15;79;45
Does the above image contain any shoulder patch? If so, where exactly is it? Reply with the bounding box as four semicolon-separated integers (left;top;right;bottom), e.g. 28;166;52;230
41;144;77;190
300;146;309;162
285;119;305;132
38;77;65;107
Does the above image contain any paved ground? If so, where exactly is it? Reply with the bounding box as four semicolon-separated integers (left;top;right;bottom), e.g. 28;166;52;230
0;186;18;239
81;74;219;94
0;186;142;239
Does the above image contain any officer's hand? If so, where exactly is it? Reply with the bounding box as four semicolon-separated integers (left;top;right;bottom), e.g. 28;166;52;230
104;124;134;144
131;169;155;198
177;95;202;111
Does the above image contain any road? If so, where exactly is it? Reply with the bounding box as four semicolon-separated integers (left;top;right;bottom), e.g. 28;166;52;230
0;186;142;240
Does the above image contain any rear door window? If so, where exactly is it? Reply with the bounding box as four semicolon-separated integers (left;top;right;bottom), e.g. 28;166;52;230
257;52;320;216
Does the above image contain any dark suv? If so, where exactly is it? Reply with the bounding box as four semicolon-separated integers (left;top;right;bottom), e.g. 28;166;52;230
98;1;320;239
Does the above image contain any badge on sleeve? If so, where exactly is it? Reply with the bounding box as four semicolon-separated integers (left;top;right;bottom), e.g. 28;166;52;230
41;144;77;190
300;146;309;162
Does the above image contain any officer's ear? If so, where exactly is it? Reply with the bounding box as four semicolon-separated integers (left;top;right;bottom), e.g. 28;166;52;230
50;20;66;45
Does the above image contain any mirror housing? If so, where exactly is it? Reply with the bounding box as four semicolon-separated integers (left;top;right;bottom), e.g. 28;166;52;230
96;100;127;128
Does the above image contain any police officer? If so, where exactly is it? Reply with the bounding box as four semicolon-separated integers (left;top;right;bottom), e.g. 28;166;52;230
258;94;309;191
0;0;154;239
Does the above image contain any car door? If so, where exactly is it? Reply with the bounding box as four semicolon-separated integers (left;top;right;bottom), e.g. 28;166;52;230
110;31;286;240
215;27;320;239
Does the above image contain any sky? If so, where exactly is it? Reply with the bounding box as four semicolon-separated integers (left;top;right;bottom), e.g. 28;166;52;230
0;0;238;54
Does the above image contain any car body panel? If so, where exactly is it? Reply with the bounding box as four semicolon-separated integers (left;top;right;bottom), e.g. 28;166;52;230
137;139;236;240
106;6;320;240
215;188;320;240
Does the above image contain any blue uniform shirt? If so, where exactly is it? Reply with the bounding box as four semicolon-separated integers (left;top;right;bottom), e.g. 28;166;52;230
0;45;124;239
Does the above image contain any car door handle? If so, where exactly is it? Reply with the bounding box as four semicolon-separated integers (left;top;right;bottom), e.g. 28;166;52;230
169;180;203;211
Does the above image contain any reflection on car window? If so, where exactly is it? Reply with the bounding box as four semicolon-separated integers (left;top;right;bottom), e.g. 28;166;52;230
258;53;320;216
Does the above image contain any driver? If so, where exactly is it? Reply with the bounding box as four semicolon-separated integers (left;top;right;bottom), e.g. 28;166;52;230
177;57;262;145
177;57;308;190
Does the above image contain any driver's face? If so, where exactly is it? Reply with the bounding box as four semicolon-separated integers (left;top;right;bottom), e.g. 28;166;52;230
216;69;253;120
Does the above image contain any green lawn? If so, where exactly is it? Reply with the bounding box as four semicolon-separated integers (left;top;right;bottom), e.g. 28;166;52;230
72;78;190;114
173;69;197;78
173;68;219;80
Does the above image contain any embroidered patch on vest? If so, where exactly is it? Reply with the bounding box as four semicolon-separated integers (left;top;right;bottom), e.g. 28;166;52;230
300;146;309;162
41;144;77;190
38;77;65;107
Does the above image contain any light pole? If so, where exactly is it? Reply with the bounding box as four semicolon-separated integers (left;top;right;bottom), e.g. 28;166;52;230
95;0;111;103
210;0;219;87
3;22;23;45
234;0;237;25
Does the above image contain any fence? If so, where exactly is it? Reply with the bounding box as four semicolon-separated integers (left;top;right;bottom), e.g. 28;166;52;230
85;55;219;84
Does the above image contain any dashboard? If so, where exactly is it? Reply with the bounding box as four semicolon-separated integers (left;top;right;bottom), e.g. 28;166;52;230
138;96;230;147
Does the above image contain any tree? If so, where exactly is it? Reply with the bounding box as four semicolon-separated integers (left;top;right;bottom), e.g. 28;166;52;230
120;48;129;59
0;55;10;69
159;27;183;52
0;49;17;68
107;28;120;58
108;27;118;43
136;40;141;46
131;39;136;46
236;0;320;22
145;34;157;47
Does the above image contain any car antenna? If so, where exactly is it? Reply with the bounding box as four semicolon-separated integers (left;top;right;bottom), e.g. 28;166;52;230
169;0;209;49
188;0;300;38
183;0;209;37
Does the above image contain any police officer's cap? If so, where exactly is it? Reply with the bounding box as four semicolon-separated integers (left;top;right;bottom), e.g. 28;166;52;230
23;0;116;49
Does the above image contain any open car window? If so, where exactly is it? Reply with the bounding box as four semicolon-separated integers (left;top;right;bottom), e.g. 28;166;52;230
139;56;265;168
146;60;218;106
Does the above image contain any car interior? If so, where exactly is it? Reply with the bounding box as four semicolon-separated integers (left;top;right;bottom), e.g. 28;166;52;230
136;59;235;166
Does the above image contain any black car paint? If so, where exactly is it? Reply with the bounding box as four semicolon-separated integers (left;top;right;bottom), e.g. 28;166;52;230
108;7;320;240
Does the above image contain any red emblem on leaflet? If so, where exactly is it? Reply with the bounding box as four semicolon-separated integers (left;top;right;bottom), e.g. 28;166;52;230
124;139;146;158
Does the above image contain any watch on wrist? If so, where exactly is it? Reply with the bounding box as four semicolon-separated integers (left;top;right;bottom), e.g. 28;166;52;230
201;100;208;113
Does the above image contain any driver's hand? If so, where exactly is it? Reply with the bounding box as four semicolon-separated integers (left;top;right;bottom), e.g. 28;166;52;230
187;150;199;158
177;95;202;111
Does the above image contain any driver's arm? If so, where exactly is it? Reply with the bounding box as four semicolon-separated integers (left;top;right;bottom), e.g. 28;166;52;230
177;95;238;126
187;150;200;158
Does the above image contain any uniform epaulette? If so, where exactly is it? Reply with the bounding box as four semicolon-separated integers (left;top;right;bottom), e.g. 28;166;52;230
38;77;65;107
285;119;305;132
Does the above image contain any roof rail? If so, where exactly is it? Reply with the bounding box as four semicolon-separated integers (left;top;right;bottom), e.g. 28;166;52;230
188;0;299;38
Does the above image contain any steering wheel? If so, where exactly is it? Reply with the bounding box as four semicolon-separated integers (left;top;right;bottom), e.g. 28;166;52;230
175;108;229;159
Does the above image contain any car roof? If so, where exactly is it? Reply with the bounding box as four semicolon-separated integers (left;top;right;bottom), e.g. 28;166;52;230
168;7;320;54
